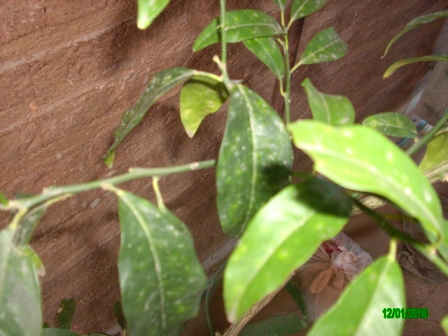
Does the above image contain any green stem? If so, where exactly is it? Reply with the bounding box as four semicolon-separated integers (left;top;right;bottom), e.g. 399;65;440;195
281;16;291;124
218;0;231;88
413;244;448;278
152;177;165;209
6;160;216;210
406;107;448;156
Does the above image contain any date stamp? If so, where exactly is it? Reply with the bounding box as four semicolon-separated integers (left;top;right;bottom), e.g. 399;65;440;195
383;308;428;319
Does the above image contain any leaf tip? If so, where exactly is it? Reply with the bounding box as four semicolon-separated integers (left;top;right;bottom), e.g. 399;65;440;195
102;151;115;169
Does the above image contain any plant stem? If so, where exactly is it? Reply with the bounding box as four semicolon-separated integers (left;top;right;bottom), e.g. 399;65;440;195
152;177;165;209
406;107;448;156
280;13;292;125
6;160;216;210
218;0;231;89
414;244;448;278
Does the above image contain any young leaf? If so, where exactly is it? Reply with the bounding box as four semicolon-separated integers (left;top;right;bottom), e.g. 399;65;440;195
297;27;347;67
308;256;405;336
180;74;229;138
0;191;7;206
193;10;284;52
224;179;352;323
288;121;444;246
113;189;206;336
442;314;448;335
57;298;76;330
384;55;448;78
243;37;285;80
290;0;328;24
362;112;418;138
136;0;171;30
0;229;42;336
301;78;354;125
103;67;196;167
13;205;45;246
217;84;293;237
419;131;448;182
272;0;287;12
383;10;448;57
42;329;81;336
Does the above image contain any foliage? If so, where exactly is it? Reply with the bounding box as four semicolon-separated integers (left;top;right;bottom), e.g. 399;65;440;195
1;1;448;336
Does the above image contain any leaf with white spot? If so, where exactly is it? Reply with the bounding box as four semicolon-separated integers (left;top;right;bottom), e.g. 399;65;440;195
217;84;293;237
114;189;206;336
137;0;171;30
302;78;354;125
103;67;197;167
420;131;448;183
243;37;285;80
0;228;42;336
297;27;347;66
308;256;405;336
180;74;229;138
290;0;328;23
362;112;418;138
57;298;76;330
224;179;352;323
193;10;284;52
272;0;286;12
288;121;444;248
384;56;448;78
383;10;448;57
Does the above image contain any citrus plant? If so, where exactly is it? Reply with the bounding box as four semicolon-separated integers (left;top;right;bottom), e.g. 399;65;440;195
1;1;447;336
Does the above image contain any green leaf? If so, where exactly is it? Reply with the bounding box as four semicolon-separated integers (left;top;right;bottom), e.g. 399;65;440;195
0;228;42;336
217;84;293;237
301;78;355;125
224;179;352;323
114;301;126;330
136;0;171;30
383;10;448;57
0;191;7;207
42;329;81;336
272;0;286;12
57;298;76;330
384;55;448;78
180;74;229;138
308;256;405;336
442;315;448;335
297;27;347;66
13;205;45;246
288;121;444;246
420;131;448;183
20;245;45;277
290;0;328;23
362;112;418;138
114;189;206;336
243;37;285;80
193;10;284;52
103;67;196;167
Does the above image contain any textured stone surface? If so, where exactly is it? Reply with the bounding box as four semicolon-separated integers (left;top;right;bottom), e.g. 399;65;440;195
0;0;446;333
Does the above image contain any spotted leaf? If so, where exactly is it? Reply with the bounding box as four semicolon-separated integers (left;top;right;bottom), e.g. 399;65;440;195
290;0;328;23
272;0;287;12
224;179;352;323
297;27;347;66
308;256;405;336
302;78;354;125
288;121;444;247
114;189;206;336
0;228;42;336
243;37;285;80
362;112;417;138
103;67;197;167
217;84;293;237
193;10;284;52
